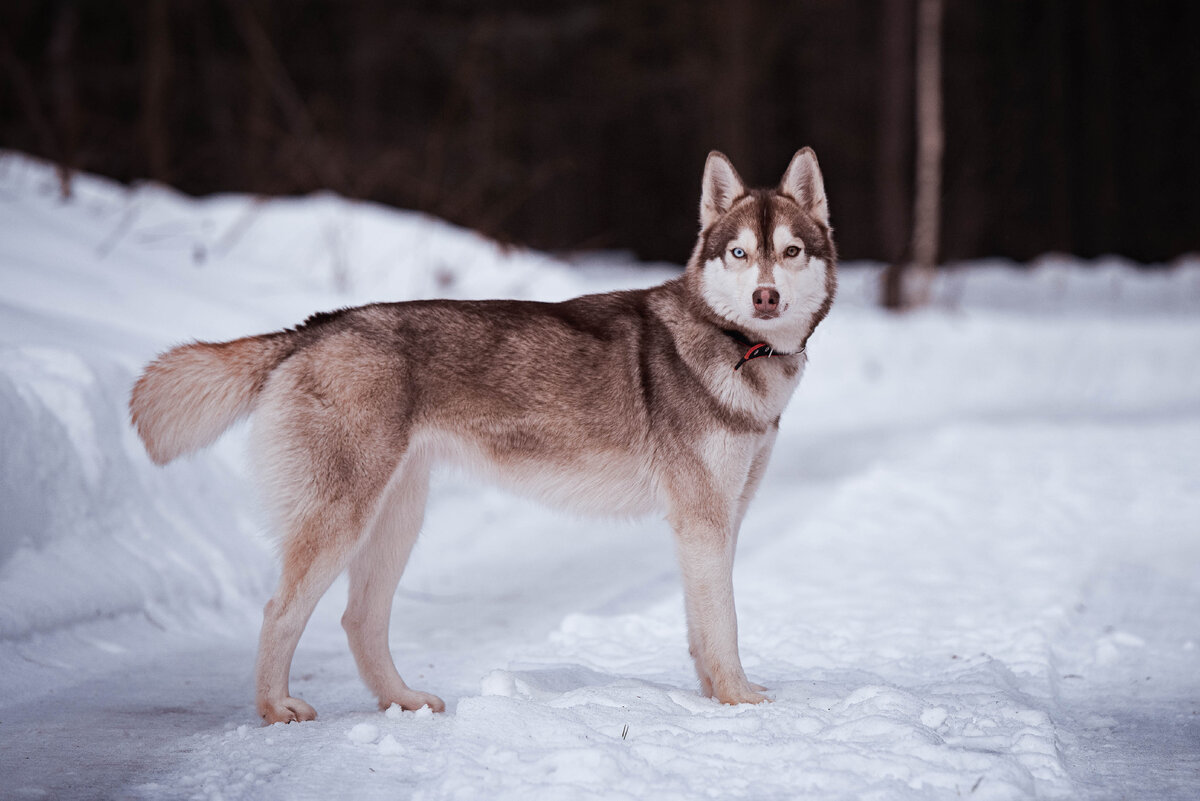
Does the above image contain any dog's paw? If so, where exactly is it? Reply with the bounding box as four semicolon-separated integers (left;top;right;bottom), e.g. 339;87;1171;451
749;681;769;692
381;689;446;714
713;683;771;706
722;690;770;706
259;696;317;724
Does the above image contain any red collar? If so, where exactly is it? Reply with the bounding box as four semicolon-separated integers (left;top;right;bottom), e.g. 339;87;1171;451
722;328;803;371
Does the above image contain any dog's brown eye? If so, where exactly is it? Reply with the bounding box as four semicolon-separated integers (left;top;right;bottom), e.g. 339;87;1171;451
784;245;801;258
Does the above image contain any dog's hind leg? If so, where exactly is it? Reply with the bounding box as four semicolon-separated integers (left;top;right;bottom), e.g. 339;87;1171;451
251;336;417;724
342;455;445;713
255;498;370;724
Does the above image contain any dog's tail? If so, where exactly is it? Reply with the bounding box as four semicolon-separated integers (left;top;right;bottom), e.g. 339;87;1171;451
130;332;295;465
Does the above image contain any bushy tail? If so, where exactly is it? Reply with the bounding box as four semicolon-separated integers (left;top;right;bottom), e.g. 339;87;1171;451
130;333;293;465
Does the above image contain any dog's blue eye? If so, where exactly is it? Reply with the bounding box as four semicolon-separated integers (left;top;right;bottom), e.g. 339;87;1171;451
731;247;746;259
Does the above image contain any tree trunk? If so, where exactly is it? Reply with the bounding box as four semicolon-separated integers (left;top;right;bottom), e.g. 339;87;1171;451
142;0;172;183
48;2;79;199
879;0;914;309
908;0;944;301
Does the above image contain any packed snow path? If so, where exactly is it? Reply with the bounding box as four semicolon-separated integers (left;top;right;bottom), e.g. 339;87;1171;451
2;156;1199;799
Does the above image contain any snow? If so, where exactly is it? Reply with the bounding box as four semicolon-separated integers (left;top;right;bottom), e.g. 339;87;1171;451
2;151;1199;799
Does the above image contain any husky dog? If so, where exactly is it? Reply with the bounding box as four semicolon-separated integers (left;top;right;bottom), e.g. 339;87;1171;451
131;149;836;723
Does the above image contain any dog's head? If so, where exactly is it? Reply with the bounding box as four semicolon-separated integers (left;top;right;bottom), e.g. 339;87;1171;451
688;149;837;347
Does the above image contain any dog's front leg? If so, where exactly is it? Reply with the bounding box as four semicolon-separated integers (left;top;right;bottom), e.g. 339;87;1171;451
669;501;768;706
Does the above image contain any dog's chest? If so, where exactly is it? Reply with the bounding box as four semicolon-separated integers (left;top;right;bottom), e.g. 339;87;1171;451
704;355;806;423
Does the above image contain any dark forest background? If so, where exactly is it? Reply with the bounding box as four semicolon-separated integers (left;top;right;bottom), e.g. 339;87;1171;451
2;0;1197;265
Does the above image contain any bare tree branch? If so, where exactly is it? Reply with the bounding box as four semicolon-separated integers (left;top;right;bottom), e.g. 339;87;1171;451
224;0;341;189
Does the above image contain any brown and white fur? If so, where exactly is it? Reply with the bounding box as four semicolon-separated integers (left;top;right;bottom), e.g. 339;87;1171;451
130;148;836;724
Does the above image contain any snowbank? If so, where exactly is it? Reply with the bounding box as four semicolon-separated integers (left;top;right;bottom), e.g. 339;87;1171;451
0;152;663;643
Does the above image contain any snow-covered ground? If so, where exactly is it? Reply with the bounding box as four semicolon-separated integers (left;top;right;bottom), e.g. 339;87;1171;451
2;152;1199;800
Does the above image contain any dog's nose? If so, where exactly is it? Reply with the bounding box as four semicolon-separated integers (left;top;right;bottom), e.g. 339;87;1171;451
752;286;780;314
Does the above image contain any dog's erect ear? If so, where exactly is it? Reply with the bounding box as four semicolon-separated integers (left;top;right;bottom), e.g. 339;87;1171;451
779;147;829;226
700;151;746;230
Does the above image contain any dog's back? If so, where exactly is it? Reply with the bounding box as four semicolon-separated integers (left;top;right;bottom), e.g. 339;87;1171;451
133;281;793;514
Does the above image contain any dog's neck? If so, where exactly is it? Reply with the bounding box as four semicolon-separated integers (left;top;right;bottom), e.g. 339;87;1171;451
720;327;804;371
